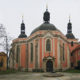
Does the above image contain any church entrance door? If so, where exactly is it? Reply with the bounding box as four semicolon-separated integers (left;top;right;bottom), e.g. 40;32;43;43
46;60;53;72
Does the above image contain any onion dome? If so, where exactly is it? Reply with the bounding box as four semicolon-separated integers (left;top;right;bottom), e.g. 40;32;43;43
18;16;27;38
43;6;50;22
66;17;75;39
31;7;57;35
66;33;75;39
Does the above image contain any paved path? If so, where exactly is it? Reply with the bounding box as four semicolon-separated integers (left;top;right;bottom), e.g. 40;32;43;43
0;72;80;80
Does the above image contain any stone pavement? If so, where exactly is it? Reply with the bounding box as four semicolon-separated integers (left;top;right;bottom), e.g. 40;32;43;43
0;72;80;80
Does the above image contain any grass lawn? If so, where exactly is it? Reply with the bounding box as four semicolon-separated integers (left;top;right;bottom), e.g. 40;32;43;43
64;69;80;73
0;69;17;75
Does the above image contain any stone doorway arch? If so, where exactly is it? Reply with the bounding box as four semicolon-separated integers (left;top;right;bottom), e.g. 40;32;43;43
43;56;55;72
46;60;53;72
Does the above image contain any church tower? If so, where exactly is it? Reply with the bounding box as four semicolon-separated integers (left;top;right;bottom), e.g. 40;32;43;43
18;16;27;38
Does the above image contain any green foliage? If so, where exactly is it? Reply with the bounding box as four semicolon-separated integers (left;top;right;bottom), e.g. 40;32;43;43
64;69;80;73
32;69;44;72
25;69;28;72
0;69;17;75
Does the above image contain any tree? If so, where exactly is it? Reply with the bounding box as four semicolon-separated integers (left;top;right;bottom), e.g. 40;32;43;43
0;24;6;37
0;24;7;52
0;24;13;69
0;24;12;54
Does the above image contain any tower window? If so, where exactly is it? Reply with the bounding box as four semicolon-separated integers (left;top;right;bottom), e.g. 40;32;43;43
71;41;74;47
31;43;33;62
46;39;51;52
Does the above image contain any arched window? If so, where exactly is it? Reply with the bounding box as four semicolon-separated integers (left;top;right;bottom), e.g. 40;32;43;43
63;43;65;61
46;39;51;51
16;45;20;63
0;58;3;67
31;43;33;62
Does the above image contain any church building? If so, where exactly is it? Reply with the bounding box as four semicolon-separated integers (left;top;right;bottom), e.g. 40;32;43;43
9;7;80;72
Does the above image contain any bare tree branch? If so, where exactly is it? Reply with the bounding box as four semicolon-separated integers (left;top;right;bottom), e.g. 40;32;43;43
0;24;12;55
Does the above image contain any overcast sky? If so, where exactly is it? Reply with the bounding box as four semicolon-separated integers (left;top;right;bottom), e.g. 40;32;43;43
0;0;80;41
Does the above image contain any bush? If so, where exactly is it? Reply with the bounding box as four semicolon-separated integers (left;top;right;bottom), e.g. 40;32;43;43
64;69;80;73
0;69;17;75
32;69;44;72
25;69;28;72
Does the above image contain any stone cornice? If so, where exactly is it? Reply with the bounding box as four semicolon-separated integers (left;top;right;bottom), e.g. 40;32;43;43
12;33;70;44
13;30;78;44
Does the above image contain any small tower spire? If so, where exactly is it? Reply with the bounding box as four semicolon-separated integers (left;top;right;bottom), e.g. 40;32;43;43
18;16;27;38
69;15;70;23
43;5;50;23
46;4;48;11
67;16;72;34
66;16;75;39
22;15;24;23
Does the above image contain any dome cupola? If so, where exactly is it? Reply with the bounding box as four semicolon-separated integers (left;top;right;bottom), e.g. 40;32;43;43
43;6;50;23
31;6;57;35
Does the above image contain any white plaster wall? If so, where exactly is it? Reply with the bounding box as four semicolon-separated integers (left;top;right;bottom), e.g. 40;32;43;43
67;46;71;69
57;38;61;69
